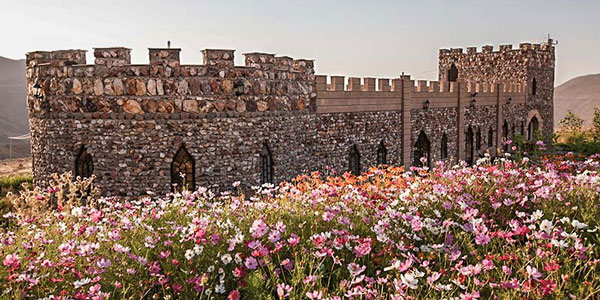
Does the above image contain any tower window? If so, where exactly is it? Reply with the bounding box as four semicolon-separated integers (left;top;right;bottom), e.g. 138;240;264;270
532;78;537;96
376;140;387;165
75;146;94;178
349;145;360;175
447;64;459;82
171;145;195;191
260;143;273;184
476;127;482;151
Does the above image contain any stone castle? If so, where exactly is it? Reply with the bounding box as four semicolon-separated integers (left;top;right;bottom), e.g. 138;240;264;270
25;40;555;195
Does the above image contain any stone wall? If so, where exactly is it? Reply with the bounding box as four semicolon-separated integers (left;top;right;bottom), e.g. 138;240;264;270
410;107;458;163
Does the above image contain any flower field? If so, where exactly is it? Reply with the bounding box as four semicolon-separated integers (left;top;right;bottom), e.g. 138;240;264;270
2;155;600;299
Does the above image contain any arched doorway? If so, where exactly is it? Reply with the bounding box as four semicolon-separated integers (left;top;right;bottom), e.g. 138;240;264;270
466;125;474;165
528;116;539;140
376;140;387;165
349;144;360;175
171;145;195;192
75;146;94;178
413;130;431;167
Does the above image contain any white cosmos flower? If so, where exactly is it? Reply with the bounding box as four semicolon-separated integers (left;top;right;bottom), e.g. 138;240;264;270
572;220;588;229
221;254;232;265
401;272;419;289
539;220;553;234
185;249;195;261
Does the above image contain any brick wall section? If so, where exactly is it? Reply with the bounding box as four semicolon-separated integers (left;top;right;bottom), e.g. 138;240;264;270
25;41;554;195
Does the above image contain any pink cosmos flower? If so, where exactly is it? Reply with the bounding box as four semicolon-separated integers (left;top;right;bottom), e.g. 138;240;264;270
354;240;372;257
3;253;20;268
526;265;543;279
460;291;480;300
228;290;240;300
475;234;490;245
306;290;323;299
250;219;269;238
245;256;258;270
347;263;366;277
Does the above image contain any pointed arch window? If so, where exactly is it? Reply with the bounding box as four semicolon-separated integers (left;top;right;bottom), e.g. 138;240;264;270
447;64;459;82
171;146;195;191
440;132;448;160
528;116;539;140
466;125;475;165
413;130;431;167
260;143;273;184
503;121;509;152
476;127;482;151
488;126;494;148
349;145;360;175
376;140;387;165
532;78;537;96
75;146;93;178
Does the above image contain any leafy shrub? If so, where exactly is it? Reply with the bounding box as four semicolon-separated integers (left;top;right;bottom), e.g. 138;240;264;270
1;157;600;299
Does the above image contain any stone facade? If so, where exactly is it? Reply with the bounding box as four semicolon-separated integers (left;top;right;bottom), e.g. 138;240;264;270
26;41;555;195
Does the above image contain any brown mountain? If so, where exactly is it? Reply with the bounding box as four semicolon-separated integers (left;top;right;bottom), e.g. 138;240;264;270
0;56;29;159
554;73;600;128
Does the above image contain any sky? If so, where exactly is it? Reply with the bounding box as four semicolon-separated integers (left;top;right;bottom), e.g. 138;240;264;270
1;0;599;86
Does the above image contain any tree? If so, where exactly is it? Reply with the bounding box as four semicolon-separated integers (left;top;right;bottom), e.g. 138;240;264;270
559;110;584;139
592;107;600;142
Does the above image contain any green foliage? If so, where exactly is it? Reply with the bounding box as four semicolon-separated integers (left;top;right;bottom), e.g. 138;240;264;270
0;174;33;197
556;110;600;155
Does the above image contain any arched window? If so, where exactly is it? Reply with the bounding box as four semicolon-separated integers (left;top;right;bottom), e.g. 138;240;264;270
466;125;474;165
413;130;431;167
376;140;387;165
349;145;360;175
171;145;195;191
503;121;509;152
532;78;537;96
75;146;93;178
447;64;459;82
440;132;448;160
260;143;273;184
476;127;482;151
488;126;494;148
511;123;516;138
528;116;539;140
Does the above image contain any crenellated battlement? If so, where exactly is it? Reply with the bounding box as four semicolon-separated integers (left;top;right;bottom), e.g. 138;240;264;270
439;40;554;57
25;47;315;117
314;74;526;114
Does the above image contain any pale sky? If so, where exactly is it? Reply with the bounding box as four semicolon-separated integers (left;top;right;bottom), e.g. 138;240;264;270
1;0;598;86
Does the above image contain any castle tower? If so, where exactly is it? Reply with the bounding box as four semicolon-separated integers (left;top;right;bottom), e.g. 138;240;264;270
438;40;555;142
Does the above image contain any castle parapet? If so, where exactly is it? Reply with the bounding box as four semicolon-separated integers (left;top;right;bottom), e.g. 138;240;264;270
149;48;181;67
26;50;87;67
203;49;234;68
26;47;315;116
94;48;131;68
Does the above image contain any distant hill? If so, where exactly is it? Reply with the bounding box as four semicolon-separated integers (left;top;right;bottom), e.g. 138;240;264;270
0;56;29;159
554;73;600;128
